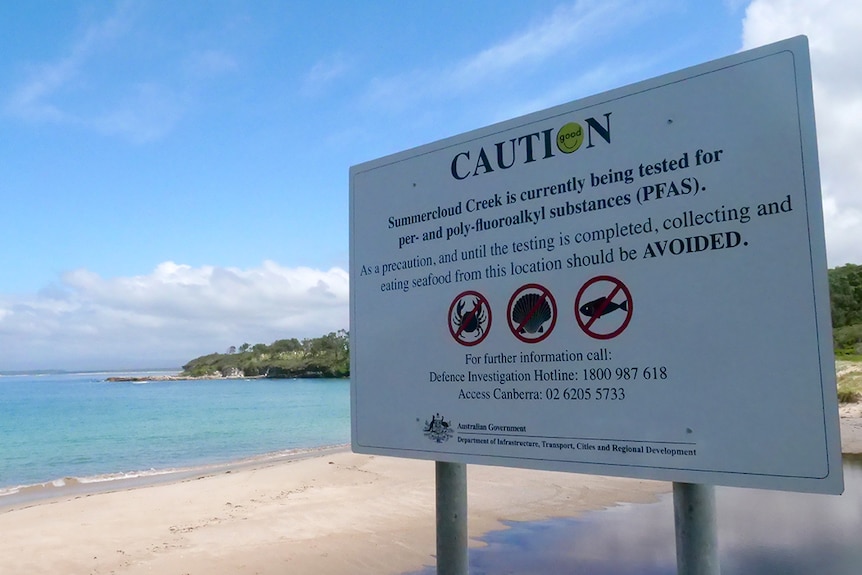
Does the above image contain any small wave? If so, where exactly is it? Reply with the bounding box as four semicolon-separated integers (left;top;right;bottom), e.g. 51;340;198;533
76;468;174;484
0;444;350;506
0;477;81;500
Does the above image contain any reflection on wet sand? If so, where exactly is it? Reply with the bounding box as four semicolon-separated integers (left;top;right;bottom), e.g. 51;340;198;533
409;456;862;575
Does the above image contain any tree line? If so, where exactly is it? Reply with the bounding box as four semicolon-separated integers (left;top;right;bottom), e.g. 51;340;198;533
182;330;349;378
829;263;862;357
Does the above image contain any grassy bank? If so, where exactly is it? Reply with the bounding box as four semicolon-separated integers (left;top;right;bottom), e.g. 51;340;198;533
837;360;862;404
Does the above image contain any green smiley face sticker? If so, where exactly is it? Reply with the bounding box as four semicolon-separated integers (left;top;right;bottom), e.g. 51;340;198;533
557;122;584;153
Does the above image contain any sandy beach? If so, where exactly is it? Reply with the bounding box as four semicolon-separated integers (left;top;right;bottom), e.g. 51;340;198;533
1;416;859;575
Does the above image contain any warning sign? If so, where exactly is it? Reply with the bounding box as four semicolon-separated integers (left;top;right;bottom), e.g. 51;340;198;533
350;37;843;494
507;283;557;343
448;291;491;346
575;275;633;340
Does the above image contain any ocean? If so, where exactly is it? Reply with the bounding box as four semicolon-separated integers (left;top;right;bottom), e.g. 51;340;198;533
0;372;350;498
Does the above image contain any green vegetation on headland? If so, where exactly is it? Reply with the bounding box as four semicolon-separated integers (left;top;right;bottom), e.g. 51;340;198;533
181;330;349;379
829;263;862;403
837;361;862;404
830;263;862;359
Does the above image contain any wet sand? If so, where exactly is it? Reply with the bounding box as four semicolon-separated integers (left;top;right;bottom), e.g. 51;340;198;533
839;402;862;452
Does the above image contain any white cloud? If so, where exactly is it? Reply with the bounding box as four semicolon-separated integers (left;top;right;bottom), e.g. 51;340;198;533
495;50;671;125
742;0;862;266
302;53;351;96
447;2;618;87
4;3;132;124
362;0;655;113
185;49;239;78
4;3;237;144
92;82;187;143
0;262;349;370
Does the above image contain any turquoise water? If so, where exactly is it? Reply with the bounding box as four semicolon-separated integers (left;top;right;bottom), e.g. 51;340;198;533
0;373;350;492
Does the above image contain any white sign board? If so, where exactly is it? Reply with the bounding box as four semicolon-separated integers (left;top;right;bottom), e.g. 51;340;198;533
349;36;843;494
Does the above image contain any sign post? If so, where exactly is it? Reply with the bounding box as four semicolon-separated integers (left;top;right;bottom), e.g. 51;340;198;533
350;35;842;573
673;482;719;575
436;461;468;575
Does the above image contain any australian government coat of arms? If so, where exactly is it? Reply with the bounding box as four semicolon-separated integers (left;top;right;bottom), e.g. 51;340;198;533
423;413;454;443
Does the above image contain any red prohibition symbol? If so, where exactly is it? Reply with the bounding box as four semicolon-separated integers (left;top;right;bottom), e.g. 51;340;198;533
575;275;633;340
449;290;492;346
507;283;557;343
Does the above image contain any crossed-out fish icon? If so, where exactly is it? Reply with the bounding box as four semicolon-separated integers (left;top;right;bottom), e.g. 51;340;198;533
579;296;628;318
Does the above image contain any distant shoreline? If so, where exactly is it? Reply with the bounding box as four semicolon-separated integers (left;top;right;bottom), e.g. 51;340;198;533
0;369;179;377
104;373;347;382
104;374;255;382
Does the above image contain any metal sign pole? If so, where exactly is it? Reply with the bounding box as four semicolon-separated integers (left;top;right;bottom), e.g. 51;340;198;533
673;482;720;575
436;461;468;575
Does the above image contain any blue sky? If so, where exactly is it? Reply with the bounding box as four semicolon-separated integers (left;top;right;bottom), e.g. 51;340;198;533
1;1;859;370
